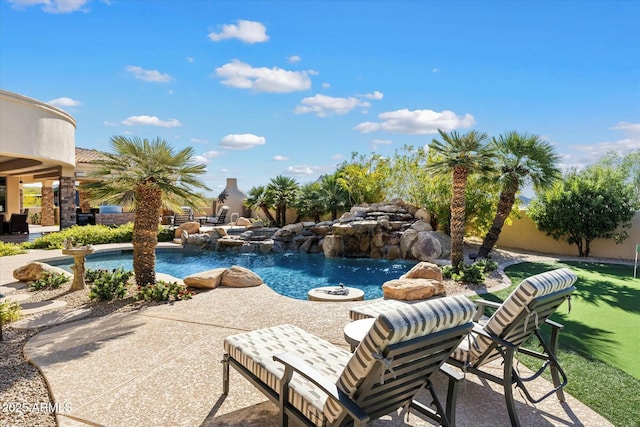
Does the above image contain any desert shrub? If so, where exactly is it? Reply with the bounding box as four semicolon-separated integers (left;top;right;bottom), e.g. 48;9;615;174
87;268;133;301
157;227;175;242
135;281;195;302
442;262;487;285
0;300;22;323
30;271;69;291
29;212;41;225
475;258;498;272
0;241;27;257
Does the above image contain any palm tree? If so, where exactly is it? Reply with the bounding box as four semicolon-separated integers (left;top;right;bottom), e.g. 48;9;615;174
478;131;560;258
266;175;299;226
294;182;324;222
244;185;277;225
80;136;209;286
318;173;350;220
427;129;494;268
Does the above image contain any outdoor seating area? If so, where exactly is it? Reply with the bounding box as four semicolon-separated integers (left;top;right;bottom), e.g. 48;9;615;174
1;242;614;427
2;213;29;234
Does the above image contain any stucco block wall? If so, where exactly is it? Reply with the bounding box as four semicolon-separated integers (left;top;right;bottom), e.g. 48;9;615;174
496;210;640;261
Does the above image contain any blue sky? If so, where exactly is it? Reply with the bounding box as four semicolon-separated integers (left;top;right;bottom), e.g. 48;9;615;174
1;0;639;197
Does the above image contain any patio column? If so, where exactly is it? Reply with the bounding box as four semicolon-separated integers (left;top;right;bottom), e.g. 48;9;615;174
59;176;75;229
40;184;55;226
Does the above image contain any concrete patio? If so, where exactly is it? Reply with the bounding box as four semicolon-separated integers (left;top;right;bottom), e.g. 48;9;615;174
1;245;613;426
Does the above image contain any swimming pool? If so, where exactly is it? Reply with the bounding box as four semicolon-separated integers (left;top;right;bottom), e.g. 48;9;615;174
51;250;417;300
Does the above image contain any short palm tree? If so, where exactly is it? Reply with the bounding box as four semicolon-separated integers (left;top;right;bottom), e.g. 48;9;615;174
266;175;299;226
244;185;277;225
80;136;209;286
427;129;494;268
478;131;560;258
318;173;350;220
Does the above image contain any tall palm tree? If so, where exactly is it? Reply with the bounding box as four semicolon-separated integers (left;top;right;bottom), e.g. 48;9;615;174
427;129;494;268
478;131;560;258
80;136;209;286
294;182;324;222
244;185;277;224
266;175;299;226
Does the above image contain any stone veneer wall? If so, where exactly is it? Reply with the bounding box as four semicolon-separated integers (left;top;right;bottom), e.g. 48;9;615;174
95;213;134;226
40;185;55;226
59;176;76;229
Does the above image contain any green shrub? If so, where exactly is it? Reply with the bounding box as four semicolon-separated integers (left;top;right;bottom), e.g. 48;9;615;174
87;268;133;301
0;241;27;257
0;300;22;323
475;258;498;272
442;262;487;285
135;281;195;302
22;223;172;250
30;271;70;291
29;212;41;225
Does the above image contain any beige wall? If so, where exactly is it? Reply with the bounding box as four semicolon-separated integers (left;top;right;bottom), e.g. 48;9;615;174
497;210;640;261
0;90;76;169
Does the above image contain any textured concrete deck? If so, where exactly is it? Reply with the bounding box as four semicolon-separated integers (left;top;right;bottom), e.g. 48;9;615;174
3;244;613;426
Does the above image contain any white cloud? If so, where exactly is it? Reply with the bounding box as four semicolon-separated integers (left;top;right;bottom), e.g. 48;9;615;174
331;154;344;161
287;165;317;176
322;82;331;89
214;60;313;93
8;0;91;13
432;68;440;73
362;91;384;100
287;55;301;63
190;138;208;144
273;155;288;161
295;94;370;117
192;155;208;165
122;115;182;128
354;109;475;135
203;150;223;158
125;65;173;83
371;139;392;150
103;121;119;127
563;121;640;169
47;97;82;107
186;57;194;63
220;133;265;150
208;20;269;44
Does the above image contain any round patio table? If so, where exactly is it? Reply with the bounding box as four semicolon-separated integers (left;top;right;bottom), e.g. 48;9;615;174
307;286;364;302
343;317;376;351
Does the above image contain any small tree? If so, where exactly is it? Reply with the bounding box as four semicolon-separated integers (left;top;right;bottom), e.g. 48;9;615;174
529;165;638;257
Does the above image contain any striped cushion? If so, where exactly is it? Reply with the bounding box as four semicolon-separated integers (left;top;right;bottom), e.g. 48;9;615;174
223;324;352;427
451;268;577;364
349;299;409;321
324;295;477;423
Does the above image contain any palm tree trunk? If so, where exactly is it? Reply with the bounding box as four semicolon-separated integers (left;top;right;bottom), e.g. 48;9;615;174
450;166;468;268
260;206;276;224
133;184;162;286
479;182;518;258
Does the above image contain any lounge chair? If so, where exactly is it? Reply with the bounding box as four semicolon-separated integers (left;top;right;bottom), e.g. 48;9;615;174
172;207;193;227
448;267;578;426
4;214;29;234
207;206;228;225
222;295;476;426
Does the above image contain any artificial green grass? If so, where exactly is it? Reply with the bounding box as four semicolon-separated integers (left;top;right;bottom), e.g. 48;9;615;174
493;261;640;427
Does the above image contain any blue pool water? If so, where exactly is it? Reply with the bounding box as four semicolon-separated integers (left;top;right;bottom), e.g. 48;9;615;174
51;250;417;300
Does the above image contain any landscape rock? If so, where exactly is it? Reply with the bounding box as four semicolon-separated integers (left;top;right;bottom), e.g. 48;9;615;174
323;235;344;258
410;232;443;261
183;268;226;289
13;262;72;282
220;266;263;287
235;217;252;227
401;262;443;281
175;221;200;238
382;278;445;301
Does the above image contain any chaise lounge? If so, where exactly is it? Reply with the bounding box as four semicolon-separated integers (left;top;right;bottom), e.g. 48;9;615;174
447;267;577;426
222;295;476;426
